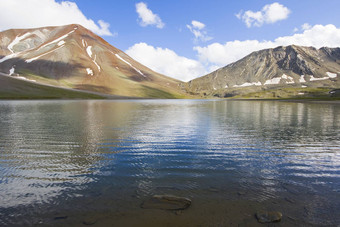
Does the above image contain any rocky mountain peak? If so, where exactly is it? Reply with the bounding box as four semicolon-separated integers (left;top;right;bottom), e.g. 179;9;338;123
186;45;340;95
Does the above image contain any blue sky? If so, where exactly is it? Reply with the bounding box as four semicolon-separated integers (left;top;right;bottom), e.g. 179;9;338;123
76;0;340;55
1;0;340;81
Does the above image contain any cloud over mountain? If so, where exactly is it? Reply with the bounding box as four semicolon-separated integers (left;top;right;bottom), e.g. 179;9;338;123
127;24;340;81
195;24;340;70
0;0;113;36
126;42;206;82
236;2;290;27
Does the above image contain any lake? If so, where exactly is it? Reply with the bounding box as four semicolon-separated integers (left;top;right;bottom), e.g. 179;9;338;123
0;99;339;226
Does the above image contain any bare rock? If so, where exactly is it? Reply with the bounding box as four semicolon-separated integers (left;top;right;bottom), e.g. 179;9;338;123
83;217;97;225
256;211;282;223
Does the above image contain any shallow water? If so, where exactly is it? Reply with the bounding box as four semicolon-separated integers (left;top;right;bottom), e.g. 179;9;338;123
0;99;339;226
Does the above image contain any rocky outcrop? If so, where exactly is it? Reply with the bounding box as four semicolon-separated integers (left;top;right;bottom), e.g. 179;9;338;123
256;211;282;223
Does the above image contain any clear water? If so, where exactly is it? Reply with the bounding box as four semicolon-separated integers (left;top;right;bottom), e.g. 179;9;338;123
0;100;339;226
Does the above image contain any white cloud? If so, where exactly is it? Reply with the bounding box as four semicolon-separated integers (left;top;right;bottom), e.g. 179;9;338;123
136;2;164;29
191;20;205;30
126;24;340;81
186;20;213;42
194;40;275;67
237;2;291;27
195;24;340;70
126;43;206;82
301;23;311;30
0;0;113;36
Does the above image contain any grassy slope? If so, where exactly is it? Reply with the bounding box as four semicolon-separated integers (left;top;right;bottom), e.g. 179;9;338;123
15;69;189;99
0;75;107;99
232;87;340;100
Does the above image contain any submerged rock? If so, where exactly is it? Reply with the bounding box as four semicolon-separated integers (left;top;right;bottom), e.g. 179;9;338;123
83;217;98;225
256;211;282;223
141;195;191;210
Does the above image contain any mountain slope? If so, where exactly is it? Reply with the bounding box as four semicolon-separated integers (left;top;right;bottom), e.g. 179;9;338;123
0;24;186;98
186;45;340;97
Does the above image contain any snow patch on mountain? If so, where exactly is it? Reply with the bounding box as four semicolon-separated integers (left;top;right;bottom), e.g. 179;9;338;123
310;75;329;81
58;41;65;46
86;46;92;58
282;74;294;84
8;33;32;53
0;54;15;63
93;55;101;72
115;53;145;77
9;66;15;75
326;72;337;78
38;28;75;50
264;77;282;85
86;68;93;76
85;45;101;72
26;45;64;63
233;81;262;87
32;30;47;41
299;75;306;83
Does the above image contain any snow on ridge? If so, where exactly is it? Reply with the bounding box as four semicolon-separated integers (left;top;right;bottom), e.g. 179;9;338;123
115;53;145;77
82;39;86;47
86;46;92;58
26;45;64;63
7;33;32;53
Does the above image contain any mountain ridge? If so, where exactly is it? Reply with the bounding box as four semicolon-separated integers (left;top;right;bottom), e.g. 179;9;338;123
186;45;340;97
0;24;187;98
1;24;339;99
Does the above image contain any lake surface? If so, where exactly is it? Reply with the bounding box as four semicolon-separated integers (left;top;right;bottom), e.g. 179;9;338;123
0;99;339;226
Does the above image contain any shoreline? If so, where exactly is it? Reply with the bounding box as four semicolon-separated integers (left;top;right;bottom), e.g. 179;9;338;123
1;97;340;104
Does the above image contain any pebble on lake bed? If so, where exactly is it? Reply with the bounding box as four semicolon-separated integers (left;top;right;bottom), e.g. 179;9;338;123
255;211;282;223
141;195;191;210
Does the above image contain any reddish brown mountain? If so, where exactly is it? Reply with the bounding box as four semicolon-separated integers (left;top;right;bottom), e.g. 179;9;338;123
0;24;186;98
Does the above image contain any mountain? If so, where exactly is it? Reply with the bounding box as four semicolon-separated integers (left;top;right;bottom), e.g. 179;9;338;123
0;24;186;98
186;45;340;97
